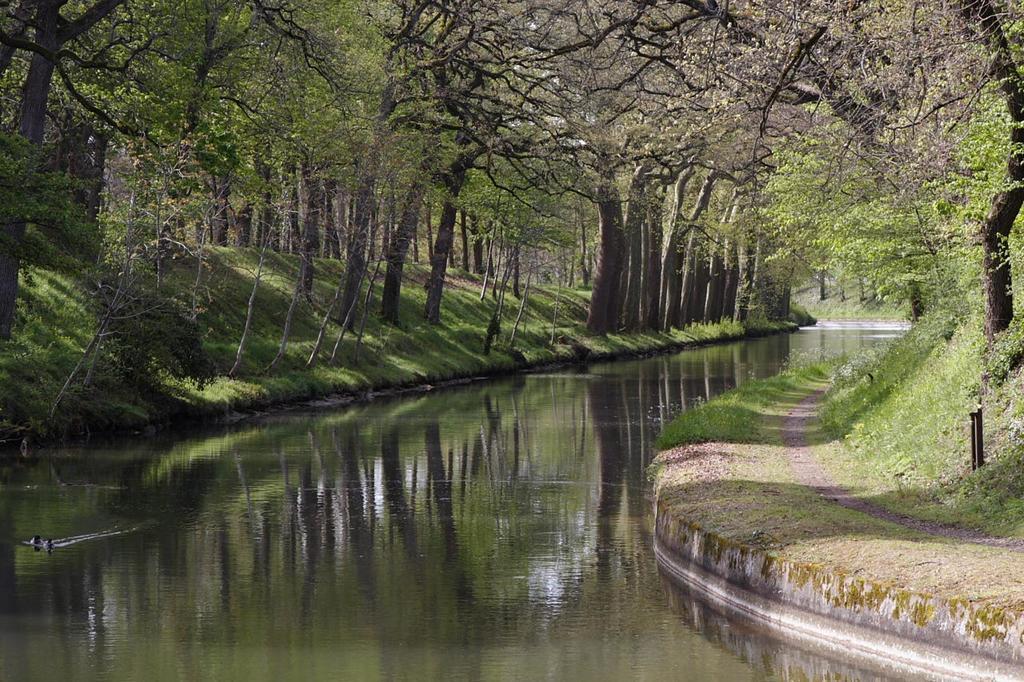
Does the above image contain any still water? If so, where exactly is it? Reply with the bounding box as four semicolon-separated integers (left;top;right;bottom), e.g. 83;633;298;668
0;324;905;681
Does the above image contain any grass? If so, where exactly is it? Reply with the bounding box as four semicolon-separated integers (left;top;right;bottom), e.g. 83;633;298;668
656;363;831;449
0;247;796;440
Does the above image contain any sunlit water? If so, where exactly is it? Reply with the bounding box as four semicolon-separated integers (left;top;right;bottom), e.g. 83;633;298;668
0;324;908;681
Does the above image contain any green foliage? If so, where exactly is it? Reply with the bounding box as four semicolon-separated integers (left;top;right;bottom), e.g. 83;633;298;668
0;133;96;271
0;271;94;437
763;123;978;316
800;296;906;321
986;318;1024;386
821;315;1000;520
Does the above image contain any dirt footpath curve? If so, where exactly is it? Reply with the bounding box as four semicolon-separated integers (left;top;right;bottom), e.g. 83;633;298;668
783;389;1024;553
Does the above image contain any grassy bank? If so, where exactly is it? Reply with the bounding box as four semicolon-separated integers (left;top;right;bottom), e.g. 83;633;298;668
656;362;830;449
653;360;1024;609
819;314;1024;536
1;247;796;442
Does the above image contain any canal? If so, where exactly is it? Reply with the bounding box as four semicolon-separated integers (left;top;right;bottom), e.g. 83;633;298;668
0;323;905;680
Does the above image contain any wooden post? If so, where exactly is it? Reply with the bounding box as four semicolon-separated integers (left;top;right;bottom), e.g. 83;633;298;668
970;409;985;470
970;411;977;470
976;408;985;469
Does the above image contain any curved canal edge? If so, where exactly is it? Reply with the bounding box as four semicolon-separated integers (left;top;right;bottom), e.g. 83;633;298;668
653;505;1024;680
10;320;799;448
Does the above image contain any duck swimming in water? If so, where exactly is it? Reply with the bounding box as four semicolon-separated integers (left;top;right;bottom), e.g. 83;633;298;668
24;526;141;553
28;535;54;552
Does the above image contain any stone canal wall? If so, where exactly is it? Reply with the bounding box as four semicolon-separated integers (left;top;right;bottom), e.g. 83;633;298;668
654;500;1024;680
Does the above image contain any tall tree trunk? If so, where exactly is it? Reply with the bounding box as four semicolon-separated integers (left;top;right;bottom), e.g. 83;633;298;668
685;243;710;324
660;166;696;330
339;190;352;257
578;201;591;287
703;251;724;323
509;267;533;348
286;165;300;253
210;175;231;246
337;83;396;329
910;285;924;321
679;171;724;327
268;259;304;372
367;200;378;263
485;237;495;286
54;117;107;222
677;231;697;326
381;186;394;260
490;236;505;300
735;235;753;322
339;170;374;329
323;180;340;258
459;210;470;271
236;203;253;247
619;164;650;331
586;178;626;334
479;235;497;301
306;274;345;368
381;183;426;324
482;246;516;354
353;256;385;361
424;169;467;324
257;159;276;249
722;239;740;321
744;234;763;320
706;195;737;322
298;160;320;298
425;202;434;261
412;218;419;263
230;237;271;376
512;248;521;298
643;184;665;330
472;216;485;274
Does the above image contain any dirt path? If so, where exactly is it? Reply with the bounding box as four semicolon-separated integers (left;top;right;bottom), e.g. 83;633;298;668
784;390;1024;552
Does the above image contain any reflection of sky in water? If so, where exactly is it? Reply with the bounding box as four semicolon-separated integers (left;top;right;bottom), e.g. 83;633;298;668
0;325;902;681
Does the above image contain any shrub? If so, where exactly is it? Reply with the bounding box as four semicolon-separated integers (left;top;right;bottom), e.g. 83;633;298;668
987;318;1024;386
788;303;817;327
101;284;215;395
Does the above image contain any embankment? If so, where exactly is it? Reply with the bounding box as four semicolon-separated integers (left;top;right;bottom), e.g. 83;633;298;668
654;334;1024;679
1;247;796;442
653;511;1024;680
